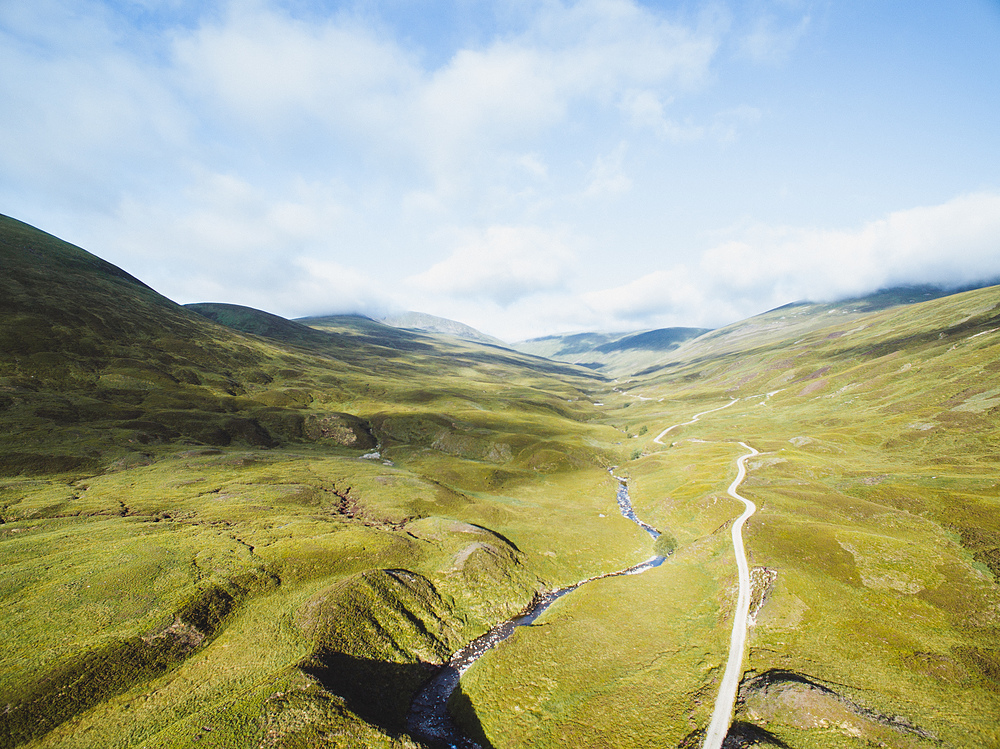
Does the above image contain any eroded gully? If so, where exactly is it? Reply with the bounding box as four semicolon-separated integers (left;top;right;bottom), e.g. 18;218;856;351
407;404;757;749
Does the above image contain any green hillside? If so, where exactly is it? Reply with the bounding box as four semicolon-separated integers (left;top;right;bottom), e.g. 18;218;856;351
0;215;636;749
515;286;992;379
463;283;1000;749
2;212;998;749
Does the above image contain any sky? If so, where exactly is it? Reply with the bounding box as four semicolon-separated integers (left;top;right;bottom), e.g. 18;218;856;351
1;0;999;342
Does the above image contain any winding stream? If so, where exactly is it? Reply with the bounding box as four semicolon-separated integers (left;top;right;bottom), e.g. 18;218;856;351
406;474;666;749
407;402;756;749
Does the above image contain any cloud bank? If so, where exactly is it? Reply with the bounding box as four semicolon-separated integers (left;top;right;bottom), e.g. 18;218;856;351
1;1;997;342
408;192;1000;341
574;191;1000;335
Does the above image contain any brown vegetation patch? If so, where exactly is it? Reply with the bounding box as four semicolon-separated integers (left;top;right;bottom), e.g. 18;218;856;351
738;669;936;743
796;379;827;397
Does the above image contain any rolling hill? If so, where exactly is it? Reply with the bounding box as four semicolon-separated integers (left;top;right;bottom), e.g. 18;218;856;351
379;311;507;347
0;214;632;749
515;284;996;379
2;212;998;749
513;327;711;374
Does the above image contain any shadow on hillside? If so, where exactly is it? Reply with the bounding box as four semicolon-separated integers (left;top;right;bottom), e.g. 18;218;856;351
447;682;497;749
449;347;604;378
725;721;793;747
678;722;792;749
302;652;495;748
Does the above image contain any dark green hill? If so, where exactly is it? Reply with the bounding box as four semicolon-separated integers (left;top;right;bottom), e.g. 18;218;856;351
186;302;337;347
1;214;208;360
519;331;624;357
830;281;999;312
300;313;597;378
0;215;603;474
0;215;309;463
0;214;627;749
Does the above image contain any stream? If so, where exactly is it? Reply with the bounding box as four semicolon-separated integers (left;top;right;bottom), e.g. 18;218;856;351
406;473;666;749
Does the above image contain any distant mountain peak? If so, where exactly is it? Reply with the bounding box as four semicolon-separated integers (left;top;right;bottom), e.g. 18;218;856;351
511;327;711;376
379;311;505;346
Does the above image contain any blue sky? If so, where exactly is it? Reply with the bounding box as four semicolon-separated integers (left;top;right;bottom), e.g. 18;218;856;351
1;0;999;340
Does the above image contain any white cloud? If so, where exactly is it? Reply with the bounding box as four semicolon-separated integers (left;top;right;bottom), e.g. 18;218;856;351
169;0;720;181
583;143;632;197
172;4;419;136
407;225;577;306
522;0;718;92
415;44;562;151
118;170;345;256
710;105;763;143
287;257;395;318
573;192;1000;332
0;0;190;201
103;170;371;313
701;192;1000;305
740;12;812;64
621;89;705;141
586;268;699;320
621;93;760;144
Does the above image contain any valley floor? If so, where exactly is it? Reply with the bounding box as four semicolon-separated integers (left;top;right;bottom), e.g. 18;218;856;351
3;216;999;748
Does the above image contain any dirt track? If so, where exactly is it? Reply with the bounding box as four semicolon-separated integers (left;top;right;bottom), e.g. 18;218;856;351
702;442;759;749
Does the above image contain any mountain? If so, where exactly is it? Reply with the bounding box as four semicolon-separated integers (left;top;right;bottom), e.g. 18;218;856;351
632;284;998;377
0;214;621;749
517;284;997;379
2;212;999;749
379;310;507;347
514;326;711;374
568;282;1000;748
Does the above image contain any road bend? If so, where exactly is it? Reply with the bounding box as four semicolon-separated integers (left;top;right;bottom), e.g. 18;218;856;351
652;399;737;444
702;442;759;749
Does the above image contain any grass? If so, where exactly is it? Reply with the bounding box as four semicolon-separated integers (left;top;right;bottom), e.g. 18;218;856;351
0;443;629;748
0;215;637;748
2;213;1000;748
581;284;1000;748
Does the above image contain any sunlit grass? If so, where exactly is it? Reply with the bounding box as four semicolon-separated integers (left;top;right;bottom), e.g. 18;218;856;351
2;214;999;748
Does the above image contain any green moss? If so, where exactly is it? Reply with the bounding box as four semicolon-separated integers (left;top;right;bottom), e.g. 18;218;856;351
653;531;677;556
0;637;182;748
177;584;234;634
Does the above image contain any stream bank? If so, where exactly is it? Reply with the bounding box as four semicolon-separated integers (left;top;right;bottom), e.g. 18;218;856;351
406;474;665;748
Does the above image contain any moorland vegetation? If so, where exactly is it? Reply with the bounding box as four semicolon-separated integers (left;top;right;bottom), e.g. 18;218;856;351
1;213;998;748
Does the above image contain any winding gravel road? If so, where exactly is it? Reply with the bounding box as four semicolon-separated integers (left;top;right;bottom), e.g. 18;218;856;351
652;399;737;444
652;399;761;745
702;441;759;749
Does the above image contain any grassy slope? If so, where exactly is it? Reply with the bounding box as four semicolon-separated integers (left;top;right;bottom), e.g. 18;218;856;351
378;311;508;347
4;212;998;749
459;284;1000;748
525;285;987;380
0;215;647;749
